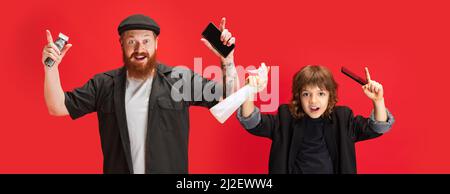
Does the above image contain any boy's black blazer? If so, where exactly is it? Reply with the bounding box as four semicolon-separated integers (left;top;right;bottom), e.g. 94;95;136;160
247;104;383;174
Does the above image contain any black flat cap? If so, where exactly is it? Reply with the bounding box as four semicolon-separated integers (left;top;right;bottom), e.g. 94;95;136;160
118;14;160;36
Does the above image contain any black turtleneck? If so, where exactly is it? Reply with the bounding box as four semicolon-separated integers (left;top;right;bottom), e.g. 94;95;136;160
293;116;334;174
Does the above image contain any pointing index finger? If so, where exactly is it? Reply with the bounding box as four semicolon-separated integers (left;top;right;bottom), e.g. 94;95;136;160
219;17;226;31
365;67;371;82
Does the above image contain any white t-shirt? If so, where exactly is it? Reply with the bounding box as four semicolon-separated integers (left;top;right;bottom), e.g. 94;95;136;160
125;73;153;174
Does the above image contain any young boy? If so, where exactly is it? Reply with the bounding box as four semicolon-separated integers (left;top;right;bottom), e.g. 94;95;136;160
237;65;394;174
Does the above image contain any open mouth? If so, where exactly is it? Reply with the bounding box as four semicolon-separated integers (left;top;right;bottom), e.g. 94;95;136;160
309;106;320;112
134;55;147;61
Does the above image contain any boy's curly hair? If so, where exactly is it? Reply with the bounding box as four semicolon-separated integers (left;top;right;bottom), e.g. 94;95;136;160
289;65;338;119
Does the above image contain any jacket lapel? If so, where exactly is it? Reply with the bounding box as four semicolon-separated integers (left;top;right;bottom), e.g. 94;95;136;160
144;63;173;173
147;64;172;113
113;67;134;173
287;118;305;173
323;117;339;173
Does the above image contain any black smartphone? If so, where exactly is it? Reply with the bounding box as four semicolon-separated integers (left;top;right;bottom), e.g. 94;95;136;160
341;67;368;85
202;22;235;58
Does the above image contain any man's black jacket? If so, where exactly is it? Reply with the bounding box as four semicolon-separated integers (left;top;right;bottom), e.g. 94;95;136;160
64;63;221;173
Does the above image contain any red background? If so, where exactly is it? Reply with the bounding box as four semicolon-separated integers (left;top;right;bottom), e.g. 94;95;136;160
0;0;449;173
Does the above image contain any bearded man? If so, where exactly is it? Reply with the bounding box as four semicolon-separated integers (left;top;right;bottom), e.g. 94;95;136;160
42;14;238;174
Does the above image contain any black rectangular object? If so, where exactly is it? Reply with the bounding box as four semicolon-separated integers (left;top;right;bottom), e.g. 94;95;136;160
201;22;235;58
341;67;368;85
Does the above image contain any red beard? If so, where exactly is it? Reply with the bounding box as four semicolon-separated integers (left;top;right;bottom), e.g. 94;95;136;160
123;50;157;79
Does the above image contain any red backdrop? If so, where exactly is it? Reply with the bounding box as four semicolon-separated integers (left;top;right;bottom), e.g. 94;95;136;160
0;0;449;173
